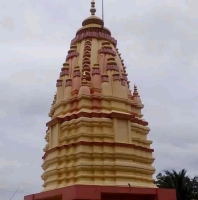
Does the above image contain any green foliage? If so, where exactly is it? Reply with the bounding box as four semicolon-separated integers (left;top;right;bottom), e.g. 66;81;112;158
154;169;198;200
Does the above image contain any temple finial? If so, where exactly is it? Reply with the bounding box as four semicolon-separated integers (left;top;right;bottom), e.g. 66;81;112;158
90;0;96;15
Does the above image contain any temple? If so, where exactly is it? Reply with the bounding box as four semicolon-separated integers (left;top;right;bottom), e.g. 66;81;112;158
24;1;176;200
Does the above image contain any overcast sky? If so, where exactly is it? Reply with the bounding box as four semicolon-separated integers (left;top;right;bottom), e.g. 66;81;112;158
0;0;198;199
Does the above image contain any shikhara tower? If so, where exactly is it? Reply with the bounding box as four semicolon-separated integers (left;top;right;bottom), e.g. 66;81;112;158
25;1;176;200
42;1;155;190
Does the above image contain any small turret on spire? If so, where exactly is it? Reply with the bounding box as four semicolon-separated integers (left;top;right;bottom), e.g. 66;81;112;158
90;0;96;15
133;84;142;104
133;84;139;96
79;71;90;95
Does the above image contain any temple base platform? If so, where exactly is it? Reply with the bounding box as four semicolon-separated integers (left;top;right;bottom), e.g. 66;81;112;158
24;185;176;200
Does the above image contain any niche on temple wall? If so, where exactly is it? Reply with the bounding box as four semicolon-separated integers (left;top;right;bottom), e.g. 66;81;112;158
131;106;141;116
114;118;129;143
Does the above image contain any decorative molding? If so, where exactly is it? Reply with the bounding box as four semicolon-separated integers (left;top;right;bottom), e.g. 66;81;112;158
71;31;117;46
46;111;148;127
112;74;120;81
66;52;79;61
56;80;63;87
101;74;109;82
121;78;126;86
60;69;69;77
42;141;154;159
73;71;80;77
106;64;119;72
98;48;116;56
65;79;72;86
92;68;100;75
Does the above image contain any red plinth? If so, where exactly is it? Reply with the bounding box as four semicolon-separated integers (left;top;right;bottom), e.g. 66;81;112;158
24;185;176;200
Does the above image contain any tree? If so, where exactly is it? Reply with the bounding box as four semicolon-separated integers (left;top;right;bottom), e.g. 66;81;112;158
154;169;198;200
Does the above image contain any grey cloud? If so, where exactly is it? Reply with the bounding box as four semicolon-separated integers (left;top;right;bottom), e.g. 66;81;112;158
111;5;198;66
0;80;53;117
0;17;14;31
153;140;198;177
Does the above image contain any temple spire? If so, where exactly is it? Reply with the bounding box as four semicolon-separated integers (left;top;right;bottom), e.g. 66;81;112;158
90;0;96;15
39;3;157;195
